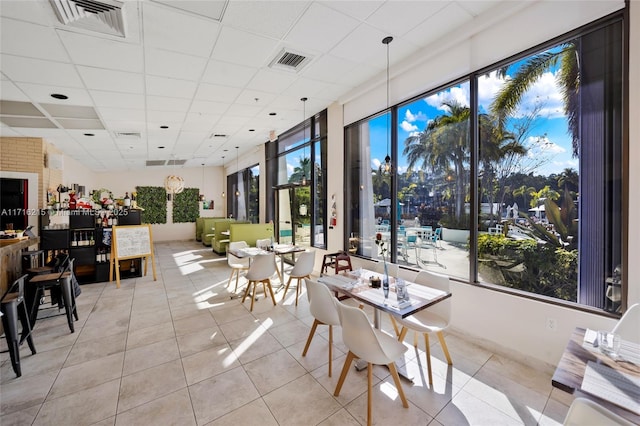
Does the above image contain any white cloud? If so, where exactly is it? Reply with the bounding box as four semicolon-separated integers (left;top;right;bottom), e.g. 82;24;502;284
553;159;578;168
404;109;427;123
525;135;566;158
477;71;505;108
400;120;418;132
371;158;381;169
424;85;470;111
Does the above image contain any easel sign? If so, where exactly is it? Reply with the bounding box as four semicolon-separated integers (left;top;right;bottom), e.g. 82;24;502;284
109;224;157;288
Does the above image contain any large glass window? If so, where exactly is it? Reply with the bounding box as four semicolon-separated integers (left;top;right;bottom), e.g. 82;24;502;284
345;16;623;312
227;164;259;223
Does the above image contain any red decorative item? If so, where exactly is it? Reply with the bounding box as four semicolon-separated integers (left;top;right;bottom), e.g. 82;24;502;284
68;191;77;209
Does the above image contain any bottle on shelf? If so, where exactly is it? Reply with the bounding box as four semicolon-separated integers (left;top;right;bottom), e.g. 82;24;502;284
107;213;113;227
124;192;131;208
71;231;77;247
89;232;95;246
96;249;101;263
112;211;118;226
102;212;108;227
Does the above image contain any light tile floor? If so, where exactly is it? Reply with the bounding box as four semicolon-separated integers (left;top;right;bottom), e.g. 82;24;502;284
1;241;574;425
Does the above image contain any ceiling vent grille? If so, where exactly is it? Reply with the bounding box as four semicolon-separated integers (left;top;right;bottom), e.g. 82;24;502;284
114;131;141;139
167;159;187;166
269;48;312;73
49;0;126;37
145;160;166;166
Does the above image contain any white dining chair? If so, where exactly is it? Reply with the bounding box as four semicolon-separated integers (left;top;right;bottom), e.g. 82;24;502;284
241;252;277;312
563;397;633;426
281;250;315;306
394;270;452;385
334;301;409;426
227;241;250;293
612;303;640;343
256;238;271;250
302;278;341;376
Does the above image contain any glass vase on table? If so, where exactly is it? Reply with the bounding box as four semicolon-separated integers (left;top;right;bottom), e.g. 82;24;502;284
382;259;389;304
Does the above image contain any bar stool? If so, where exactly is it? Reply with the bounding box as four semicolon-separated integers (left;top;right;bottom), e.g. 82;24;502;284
1;275;36;378
27;257;78;333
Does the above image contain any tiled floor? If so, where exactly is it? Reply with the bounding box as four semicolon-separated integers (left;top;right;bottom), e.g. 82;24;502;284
1;241;574;425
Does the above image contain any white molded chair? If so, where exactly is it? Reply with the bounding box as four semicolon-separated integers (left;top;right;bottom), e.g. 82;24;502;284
256;238;271;250
334;301;409;426
612;303;640;343
241;252;277;312
227;241;250;292
394;270;452;384
281;250;315;306
563;397;633;426
302;278;341;376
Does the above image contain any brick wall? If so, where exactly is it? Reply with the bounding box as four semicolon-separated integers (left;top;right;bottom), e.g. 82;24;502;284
0;137;63;208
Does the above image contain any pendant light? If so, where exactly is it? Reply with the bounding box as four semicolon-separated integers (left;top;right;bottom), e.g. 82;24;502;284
235;146;240;197
164;154;184;201
199;163;205;201
221;155;226;198
380;36;393;176
301;97;308;186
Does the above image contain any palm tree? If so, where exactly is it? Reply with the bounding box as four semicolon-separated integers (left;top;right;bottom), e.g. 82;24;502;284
404;100;470;224
557;167;579;192
491;42;580;156
512;185;536;210
289;156;311;185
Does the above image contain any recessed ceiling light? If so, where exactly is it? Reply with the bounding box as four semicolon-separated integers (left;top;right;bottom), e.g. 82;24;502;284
160;125;169;129
84;133;94;136
50;93;68;100
249;129;255;132
158;146;165;149
269;112;276;116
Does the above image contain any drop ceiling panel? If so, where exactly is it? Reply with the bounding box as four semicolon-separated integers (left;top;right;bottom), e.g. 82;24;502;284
40;104;99;119
58;30;145;73
99;107;146;122
146;110;186;123
150;0;228;21
194;83;241;103
284;3;360;53
189;100;229;115
0;0;53;26
0;18;69;62
224;103;263;118
56;118;104;130
0;117;56;128
301;54;359;83
146;96;191;112
90;91;145;109
234;90;277;107
210;26;279;68
0;100;45;116
459;1;502;17
15;83;94;105
246;69;296;94
0;81;28;102
406;3;474;48
76;66;145;94
146;76;197;99
365;1;447;37
330;24;389;64
143;2;221;57
320;1;383;20
145;48;208;80
222;1;307;40
0;55;84;87
201;60;257;88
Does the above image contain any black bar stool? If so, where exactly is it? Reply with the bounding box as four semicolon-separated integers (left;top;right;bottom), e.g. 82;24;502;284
1;274;37;378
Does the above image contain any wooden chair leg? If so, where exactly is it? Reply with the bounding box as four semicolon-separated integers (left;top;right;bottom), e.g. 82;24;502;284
241;280;252;303
424;333;433;384
389;314;400;336
328;324;333;377
388;362;409;408
302;319;320;356
281;276;293;302
334;351;356;396
265;280;276;306
398;326;409;342
227;269;235;288
249;283;257;312
437;331;453;365
367;362;373;426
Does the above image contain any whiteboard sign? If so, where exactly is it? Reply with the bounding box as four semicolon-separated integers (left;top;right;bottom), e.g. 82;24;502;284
113;225;152;259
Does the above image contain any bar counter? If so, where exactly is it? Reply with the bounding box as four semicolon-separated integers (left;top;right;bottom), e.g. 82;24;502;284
0;237;40;295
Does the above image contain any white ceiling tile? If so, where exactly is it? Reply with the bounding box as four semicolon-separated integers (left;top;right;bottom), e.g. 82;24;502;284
302;54;360;83
195;83;242;103
146;96;191;112
1;54;84;87
320;1;383;20
146;110;186;124
365;1;448;37
0;1;54;26
150;0;228;21
210;26;279;68
246;69;296;94
146;76;197;99
15;83;93;105
457;1;502;17
145;48;208;81
222;1;307;39
58;30;144;73
406;3;473;49
1;18;69;62
201;60;257;88
225;103;263;118
189;100;230;115
90;91;145;109
142;2;220;57
1;81;30;101
330;23;390;64
234;90;277;107
285;3;360;53
98;108;146;122
77;66;144;94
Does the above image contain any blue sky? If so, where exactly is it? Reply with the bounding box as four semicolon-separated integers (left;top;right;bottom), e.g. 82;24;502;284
369;52;578;177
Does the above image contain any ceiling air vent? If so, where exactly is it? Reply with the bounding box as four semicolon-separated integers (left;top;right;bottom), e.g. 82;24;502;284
269;48;312;73
49;0;127;38
114;131;141;139
167;159;187;166
145;160;166;166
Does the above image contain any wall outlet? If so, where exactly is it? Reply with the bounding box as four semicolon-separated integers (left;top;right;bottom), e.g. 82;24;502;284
546;317;557;331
